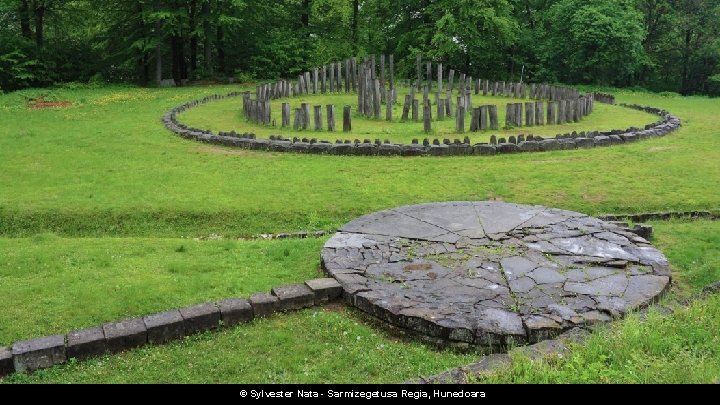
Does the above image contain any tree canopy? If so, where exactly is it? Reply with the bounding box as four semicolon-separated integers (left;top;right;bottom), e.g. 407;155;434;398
0;0;718;95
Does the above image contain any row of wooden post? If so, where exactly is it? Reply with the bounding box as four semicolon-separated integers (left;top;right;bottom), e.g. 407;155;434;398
279;102;352;132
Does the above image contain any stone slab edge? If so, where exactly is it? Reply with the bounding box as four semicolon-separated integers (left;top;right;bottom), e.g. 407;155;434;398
0;277;338;378
161;94;680;157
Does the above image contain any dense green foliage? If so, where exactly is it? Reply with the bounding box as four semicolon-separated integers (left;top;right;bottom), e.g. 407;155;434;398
1;0;719;95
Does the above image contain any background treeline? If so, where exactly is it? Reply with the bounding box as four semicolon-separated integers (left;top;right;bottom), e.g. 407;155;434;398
0;0;718;95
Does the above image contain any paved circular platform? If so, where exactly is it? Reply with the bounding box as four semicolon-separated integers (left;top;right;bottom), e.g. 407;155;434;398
321;202;671;347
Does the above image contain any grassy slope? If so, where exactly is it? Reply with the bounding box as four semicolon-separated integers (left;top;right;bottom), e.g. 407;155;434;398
178;90;658;143
3;220;718;383
0;87;718;238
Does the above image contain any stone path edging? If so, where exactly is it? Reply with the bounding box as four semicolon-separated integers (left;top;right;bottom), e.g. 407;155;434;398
0;277;342;377
161;94;680;157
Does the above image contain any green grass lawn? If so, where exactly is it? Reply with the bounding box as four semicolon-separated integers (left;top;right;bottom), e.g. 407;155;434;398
2;220;718;383
0;235;324;345
178;89;658;144
0;83;718;383
0;86;718;238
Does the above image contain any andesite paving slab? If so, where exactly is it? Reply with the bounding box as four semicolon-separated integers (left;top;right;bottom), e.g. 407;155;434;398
321;201;671;347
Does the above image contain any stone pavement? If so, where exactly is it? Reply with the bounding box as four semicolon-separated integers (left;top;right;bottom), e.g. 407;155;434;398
321;202;670;347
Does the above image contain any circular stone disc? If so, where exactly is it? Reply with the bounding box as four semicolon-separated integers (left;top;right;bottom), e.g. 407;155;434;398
321;201;671;347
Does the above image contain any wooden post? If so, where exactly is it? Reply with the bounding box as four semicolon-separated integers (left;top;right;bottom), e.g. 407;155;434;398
401;94;411;121
389;54;395;91
426;61;432;92
470;107;479;132
516;103;523;126
293;108;302;130
448;69;455;92
558;100;566;124
380;54;386;103
373;78;382;119
385;90;392;121
446;94;453;117
343;105;352;132
337;63;343;94
438;63;443;93
314;105;323;131
329;65;335;93
505;103;513;127
412;99;419;121
479;105;488;130
351;58;357;92
547;101;556;125
535;101;544;125
525;102;535;127
456;106;465;133
313;68;319;94
416;54;422;91
489;105;499;130
327;104;335;131
423;85;429;107
304;72;311;94
345;59;350;92
423;101;432;133
302;103;310;130
322;66;327;93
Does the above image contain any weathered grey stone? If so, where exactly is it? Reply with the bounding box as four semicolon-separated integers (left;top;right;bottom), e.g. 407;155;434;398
272;284;315;311
66;327;107;360
179;303;221;334
103;318;147;353
321;201;670;348
305;278;343;304
144;309;185;344
249;293;279;317
0;347;12;376
217;298;254;327
12;335;66;373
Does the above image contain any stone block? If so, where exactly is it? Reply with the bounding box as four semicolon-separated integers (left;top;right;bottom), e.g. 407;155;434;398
66;327;107;360
144;309;186;344
305;278;343;304
12;335;66;373
217;298;254;327
103;318;147;353
179;303;221;335
249;293;279;318
0;347;14;376
271;284;315;311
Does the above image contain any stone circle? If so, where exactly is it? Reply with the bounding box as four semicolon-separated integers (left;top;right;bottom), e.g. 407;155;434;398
321;201;671;347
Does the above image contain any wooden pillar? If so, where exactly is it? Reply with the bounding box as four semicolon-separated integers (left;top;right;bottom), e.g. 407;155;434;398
327;104;335;131
314;105;323;131
489;105;498;130
343;105;352;132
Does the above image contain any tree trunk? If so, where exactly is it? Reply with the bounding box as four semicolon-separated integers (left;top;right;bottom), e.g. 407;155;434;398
189;0;198;73
680;29;692;95
202;0;212;76
34;4;45;48
171;35;182;84
217;25;226;75
19;0;33;39
352;0;359;54
301;0;310;27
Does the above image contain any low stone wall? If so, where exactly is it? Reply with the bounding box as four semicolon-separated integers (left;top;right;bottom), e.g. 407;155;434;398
0;277;342;377
162;94;681;157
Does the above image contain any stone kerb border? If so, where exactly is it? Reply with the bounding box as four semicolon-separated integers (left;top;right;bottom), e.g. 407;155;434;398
163;92;680;157
0;278;342;377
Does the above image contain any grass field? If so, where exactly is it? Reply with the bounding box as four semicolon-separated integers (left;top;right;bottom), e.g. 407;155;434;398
178;89;658;143
0;82;718;383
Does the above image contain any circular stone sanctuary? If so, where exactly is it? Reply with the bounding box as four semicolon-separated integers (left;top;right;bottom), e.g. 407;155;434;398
321;202;671;347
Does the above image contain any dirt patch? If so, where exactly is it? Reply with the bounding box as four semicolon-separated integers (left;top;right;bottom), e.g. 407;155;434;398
27;96;72;109
403;263;433;272
582;193;606;203
321;302;347;313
